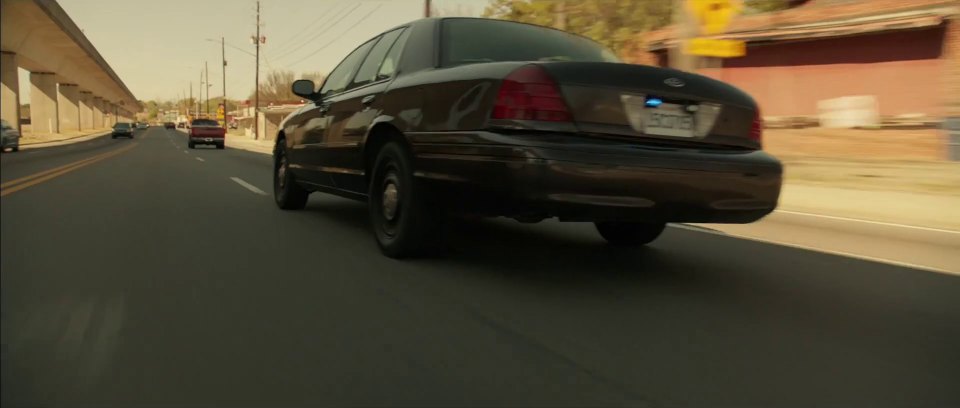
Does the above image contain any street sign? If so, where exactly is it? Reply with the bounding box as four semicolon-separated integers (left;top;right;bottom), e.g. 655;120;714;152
684;38;746;58
684;0;745;58
217;103;226;128
686;0;742;35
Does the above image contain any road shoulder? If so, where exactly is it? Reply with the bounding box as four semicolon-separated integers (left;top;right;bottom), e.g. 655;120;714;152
19;130;112;150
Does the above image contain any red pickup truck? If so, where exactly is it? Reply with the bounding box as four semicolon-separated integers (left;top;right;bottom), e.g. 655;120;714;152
188;119;225;149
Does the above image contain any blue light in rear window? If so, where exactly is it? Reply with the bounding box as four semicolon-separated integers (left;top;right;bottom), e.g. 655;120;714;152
645;98;663;107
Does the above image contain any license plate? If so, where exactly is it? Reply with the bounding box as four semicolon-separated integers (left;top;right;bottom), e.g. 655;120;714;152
643;104;694;138
204;138;213;142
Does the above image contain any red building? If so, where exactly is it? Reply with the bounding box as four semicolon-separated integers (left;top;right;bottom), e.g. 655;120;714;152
630;0;960;119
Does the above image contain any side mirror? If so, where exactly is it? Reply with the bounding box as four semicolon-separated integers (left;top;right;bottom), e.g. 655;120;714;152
292;79;316;99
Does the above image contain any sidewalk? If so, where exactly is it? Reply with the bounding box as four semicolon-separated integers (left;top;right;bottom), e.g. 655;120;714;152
778;184;960;231
225;133;273;155
19;128;112;149
778;157;960;230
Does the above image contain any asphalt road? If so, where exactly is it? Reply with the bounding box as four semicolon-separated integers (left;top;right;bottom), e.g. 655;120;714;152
2;127;959;408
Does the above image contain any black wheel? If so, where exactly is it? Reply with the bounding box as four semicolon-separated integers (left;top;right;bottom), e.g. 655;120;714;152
273;141;309;210
216;143;225;150
595;221;666;246
188;141;195;149
10;145;18;152
368;141;443;258
112;135;117;139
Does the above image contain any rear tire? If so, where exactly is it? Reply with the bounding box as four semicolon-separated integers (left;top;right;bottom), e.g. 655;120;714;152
368;141;443;258
595;221;666;246
188;141;195;149
216;143;225;150
112;135;117;139
273;141;309;210
11;145;18;152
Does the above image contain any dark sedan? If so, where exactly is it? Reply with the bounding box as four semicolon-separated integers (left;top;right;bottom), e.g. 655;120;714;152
111;122;134;139
275;17;782;258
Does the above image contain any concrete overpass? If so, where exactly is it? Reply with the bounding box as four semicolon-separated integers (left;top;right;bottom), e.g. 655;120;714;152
1;0;139;135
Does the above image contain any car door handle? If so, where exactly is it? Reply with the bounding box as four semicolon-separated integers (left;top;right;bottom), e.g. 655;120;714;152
361;95;376;106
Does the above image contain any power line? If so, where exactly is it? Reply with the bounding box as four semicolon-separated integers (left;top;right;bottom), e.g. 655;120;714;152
287;4;384;69
271;2;364;63
268;1;347;57
224;41;256;58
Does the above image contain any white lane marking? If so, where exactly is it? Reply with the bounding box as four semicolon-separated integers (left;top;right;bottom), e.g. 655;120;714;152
183;150;189;154
80;295;125;389
776;210;960;235
669;224;954;275
195;157;205;162
230;176;267;195
57;299;95;360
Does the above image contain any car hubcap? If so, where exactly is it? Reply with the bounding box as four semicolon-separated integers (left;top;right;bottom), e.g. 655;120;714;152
382;182;399;221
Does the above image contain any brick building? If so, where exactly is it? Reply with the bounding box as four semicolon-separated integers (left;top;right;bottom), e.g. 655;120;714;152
628;0;960;119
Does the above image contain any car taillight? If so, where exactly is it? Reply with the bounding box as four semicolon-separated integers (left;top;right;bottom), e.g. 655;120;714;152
750;108;763;147
491;65;571;122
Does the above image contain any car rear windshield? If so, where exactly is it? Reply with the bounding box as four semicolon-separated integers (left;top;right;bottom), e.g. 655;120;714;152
115;123;131;129
192;119;219;126
440;18;620;67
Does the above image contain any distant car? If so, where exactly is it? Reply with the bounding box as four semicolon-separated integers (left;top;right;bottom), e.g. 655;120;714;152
137;123;148;130
112;122;134;139
188;119;225;149
164;122;175;129
275;17;782;258
1;119;20;152
177;122;186;128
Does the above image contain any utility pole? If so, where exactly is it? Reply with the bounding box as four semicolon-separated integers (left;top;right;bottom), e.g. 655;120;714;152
222;36;227;127
199;70;203;117
555;0;566;30
189;82;193;119
205;60;210;115
669;0;698;72
424;0;431;17
254;0;261;140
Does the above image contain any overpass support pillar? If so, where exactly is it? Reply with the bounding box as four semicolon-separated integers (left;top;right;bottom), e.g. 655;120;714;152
92;96;104;128
29;72;58;134
1;52;20;132
79;91;93;130
103;101;113;127
58;83;80;133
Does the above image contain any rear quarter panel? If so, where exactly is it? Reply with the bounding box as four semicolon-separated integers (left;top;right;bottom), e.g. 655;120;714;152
381;62;523;136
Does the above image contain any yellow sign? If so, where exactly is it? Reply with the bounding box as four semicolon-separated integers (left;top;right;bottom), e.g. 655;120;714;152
216;103;226;127
684;38;746;58
686;0;742;35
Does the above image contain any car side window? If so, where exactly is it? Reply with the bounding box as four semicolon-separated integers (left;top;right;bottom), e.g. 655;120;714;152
319;39;377;97
377;28;411;80
351;28;406;88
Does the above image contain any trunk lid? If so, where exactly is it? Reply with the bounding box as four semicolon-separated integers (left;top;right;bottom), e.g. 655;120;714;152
191;126;225;138
538;62;760;150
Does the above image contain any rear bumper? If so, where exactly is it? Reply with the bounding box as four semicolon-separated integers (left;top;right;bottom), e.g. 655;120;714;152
409;131;783;223
190;136;224;144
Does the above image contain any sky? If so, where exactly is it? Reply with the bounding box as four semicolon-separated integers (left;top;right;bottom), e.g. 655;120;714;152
20;0;486;103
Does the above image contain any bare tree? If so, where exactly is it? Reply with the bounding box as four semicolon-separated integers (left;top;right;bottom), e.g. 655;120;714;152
251;70;328;104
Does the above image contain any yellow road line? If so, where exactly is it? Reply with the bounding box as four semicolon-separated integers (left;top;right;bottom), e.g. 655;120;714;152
0;145;131;189
0;144;137;197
